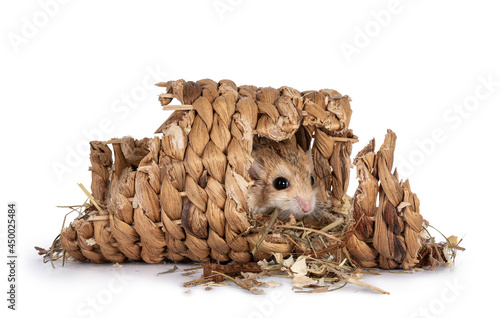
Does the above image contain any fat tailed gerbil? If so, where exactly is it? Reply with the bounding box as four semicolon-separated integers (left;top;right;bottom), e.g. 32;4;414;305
247;139;320;220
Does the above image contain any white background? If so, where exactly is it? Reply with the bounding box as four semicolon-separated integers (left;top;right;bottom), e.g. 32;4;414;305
1;0;499;317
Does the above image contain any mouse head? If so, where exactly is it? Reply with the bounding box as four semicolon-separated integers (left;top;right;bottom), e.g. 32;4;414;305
248;141;318;218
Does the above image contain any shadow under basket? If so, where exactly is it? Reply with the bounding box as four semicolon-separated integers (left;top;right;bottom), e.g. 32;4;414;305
56;79;455;270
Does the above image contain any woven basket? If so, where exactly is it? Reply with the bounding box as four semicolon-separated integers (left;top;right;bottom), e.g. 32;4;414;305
59;79;434;269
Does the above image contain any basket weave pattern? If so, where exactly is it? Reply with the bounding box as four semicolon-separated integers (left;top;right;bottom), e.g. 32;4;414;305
60;79;355;264
60;79;424;270
346;134;423;269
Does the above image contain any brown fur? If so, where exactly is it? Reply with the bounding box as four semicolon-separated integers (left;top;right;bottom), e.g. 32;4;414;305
247;139;319;220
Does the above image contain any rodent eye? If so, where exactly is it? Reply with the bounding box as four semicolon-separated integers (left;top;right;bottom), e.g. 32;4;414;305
273;177;289;190
310;176;315;186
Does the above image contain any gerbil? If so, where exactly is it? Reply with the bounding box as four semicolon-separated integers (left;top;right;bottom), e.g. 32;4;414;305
247;139;319;220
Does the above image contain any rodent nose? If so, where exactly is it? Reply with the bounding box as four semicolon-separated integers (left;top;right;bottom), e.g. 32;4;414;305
295;197;312;213
300;200;312;213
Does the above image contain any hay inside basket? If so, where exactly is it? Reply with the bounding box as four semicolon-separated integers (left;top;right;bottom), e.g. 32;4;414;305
39;79;462;292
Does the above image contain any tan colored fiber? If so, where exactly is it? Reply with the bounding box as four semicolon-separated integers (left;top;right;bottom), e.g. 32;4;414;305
345;130;425;270
58;79;444;271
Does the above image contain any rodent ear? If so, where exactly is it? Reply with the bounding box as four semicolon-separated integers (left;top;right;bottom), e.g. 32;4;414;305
249;160;264;181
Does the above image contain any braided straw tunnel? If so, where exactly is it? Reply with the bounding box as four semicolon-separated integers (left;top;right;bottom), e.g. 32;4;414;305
60;79;426;269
